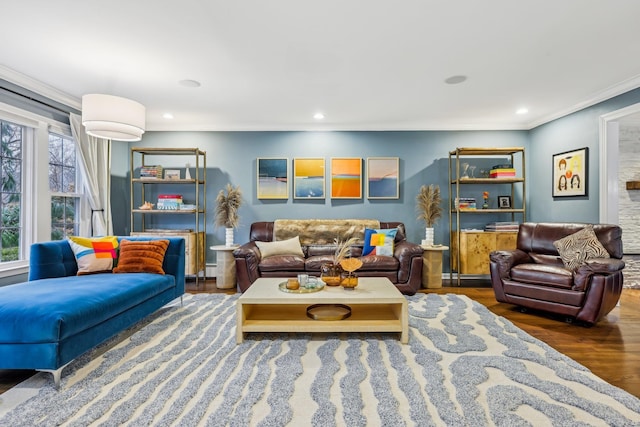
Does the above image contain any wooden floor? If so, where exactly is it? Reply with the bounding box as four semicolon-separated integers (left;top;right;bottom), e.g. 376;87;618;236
1;280;639;400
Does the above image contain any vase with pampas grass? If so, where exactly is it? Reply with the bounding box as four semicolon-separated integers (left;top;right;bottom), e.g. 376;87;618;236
320;236;358;286
215;184;242;247
416;184;443;246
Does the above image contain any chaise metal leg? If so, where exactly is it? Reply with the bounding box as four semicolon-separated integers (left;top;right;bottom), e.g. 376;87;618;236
38;363;68;390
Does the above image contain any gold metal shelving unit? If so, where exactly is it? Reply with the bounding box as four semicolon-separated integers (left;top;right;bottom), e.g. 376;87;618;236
130;147;207;285
448;147;526;285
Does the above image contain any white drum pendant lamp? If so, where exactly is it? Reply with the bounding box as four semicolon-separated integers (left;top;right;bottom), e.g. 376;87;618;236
81;94;146;141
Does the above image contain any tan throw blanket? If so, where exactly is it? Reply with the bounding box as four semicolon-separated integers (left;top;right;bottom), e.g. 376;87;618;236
273;219;380;245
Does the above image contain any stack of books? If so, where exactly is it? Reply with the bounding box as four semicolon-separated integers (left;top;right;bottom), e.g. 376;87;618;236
455;197;477;210
140;165;163;179
157;194;183;210
490;163;515;178
485;221;519;232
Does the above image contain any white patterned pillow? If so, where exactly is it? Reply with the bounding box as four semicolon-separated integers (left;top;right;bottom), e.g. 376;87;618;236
553;225;610;270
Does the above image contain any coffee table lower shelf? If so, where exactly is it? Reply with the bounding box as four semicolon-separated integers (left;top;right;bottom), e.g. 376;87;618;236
237;303;407;343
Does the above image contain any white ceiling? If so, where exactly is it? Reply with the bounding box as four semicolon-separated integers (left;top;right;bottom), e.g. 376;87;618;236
3;0;640;132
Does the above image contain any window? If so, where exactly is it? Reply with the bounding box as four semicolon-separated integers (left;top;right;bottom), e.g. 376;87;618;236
49;133;79;240
0;120;23;262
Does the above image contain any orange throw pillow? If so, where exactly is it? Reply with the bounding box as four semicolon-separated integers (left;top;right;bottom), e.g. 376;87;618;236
113;239;169;274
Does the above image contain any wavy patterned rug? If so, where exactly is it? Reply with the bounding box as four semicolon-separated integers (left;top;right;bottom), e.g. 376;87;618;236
1;293;639;426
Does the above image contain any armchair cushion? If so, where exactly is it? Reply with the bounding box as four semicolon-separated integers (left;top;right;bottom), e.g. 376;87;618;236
553;225;610;270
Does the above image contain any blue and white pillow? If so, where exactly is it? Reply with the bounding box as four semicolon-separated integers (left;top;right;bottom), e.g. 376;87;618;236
362;228;397;256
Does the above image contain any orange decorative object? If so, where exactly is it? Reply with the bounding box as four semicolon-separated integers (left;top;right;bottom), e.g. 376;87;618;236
139;201;154;210
339;258;363;272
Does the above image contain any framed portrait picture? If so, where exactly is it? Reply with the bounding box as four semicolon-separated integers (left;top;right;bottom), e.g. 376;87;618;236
257;158;289;199
293;158;325;199
552;147;588;197
498;195;511;209
330;157;362;199
366;157;399;199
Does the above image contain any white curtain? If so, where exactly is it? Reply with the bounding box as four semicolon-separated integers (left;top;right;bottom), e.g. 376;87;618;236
69;113;113;236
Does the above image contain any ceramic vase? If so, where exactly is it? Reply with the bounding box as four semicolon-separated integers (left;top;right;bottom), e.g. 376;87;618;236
423;227;434;246
225;227;234;247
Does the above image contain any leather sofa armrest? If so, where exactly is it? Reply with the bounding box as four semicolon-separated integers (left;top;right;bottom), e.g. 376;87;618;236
394;240;423;283
489;249;531;279
233;242;262;292
573;258;626;291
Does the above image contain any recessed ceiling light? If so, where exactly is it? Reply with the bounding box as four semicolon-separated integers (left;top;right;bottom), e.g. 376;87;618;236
179;79;201;88
516;108;529;115
313;112;325;120
444;75;467;85
163;113;174;119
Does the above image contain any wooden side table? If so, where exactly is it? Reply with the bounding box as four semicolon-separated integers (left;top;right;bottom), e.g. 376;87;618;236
210;245;239;290
420;245;449;289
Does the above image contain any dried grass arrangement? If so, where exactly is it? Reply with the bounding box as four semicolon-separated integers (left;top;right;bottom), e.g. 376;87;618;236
416;184;443;227
333;236;359;264
215;183;242;228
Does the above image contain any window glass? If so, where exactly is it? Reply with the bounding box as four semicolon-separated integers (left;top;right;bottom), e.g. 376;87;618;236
0;121;23;262
49;133;79;239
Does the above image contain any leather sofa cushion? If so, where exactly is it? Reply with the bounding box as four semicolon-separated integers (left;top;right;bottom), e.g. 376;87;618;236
359;255;398;271
258;255;305;272
305;255;335;271
503;280;585;307
529;253;564;267
510;263;573;288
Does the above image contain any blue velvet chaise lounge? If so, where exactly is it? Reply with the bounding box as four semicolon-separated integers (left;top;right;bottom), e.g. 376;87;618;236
0;236;185;387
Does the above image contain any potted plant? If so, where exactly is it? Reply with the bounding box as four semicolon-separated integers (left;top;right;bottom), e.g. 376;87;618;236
416;184;443;246
215;183;242;246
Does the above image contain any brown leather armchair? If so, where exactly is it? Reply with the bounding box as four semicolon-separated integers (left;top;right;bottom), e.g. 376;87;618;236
489;222;624;325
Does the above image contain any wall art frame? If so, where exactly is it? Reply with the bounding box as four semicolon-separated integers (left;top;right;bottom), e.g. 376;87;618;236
293;157;325;199
552;147;588;197
257;157;289;199
330;157;362;199
366;157;399;199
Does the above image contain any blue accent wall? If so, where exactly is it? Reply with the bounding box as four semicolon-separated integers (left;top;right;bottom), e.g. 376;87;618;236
529;87;640;222
112;88;640;272
123;130;529;269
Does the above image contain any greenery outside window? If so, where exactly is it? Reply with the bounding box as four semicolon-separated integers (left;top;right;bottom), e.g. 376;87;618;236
0;120;23;262
49;133;80;240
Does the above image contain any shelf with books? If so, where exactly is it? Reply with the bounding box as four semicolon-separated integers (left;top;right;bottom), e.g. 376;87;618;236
130;147;207;285
448;147;526;285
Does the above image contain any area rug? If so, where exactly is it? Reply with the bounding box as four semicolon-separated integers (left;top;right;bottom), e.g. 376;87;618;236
1;293;639;426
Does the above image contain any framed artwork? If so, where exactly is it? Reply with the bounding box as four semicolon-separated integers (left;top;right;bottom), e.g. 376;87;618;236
293;158;325;199
498;195;511;209
330;157;362;199
552;147;588;197
164;169;180;180
257;158;289;199
366;157;399;199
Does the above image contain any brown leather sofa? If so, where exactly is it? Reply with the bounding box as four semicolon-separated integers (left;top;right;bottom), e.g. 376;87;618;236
489;222;624;325
233;219;423;294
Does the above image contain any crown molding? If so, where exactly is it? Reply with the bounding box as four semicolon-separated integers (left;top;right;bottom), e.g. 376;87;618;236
526;74;640;129
0;65;81;111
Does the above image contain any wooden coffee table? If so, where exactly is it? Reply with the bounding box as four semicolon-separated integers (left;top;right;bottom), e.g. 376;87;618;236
236;277;408;344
